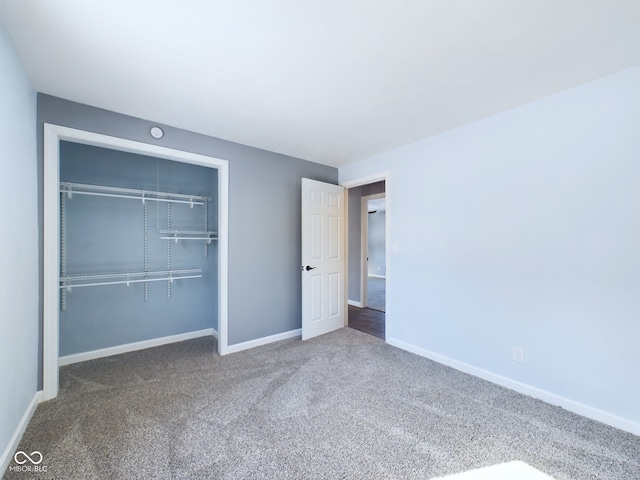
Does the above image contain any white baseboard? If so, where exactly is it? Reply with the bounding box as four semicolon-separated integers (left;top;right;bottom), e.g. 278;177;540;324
368;274;386;279
226;328;301;354
0;390;42;475
59;328;217;366
348;299;363;308
387;337;640;436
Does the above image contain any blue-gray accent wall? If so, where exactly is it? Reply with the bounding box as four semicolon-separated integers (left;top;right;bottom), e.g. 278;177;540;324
37;94;338;386
59;141;218;356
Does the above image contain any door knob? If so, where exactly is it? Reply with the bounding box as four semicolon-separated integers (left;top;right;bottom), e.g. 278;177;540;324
305;265;317;271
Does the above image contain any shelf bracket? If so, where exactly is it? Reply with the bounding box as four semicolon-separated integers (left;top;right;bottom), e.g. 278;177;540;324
60;192;67;311
167;203;172;299
144;200;149;301
204;201;209;257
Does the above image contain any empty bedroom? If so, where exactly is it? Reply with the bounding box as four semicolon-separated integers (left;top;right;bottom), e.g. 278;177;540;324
1;1;639;479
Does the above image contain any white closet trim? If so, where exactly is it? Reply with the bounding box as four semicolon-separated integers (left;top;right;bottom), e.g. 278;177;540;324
43;123;230;401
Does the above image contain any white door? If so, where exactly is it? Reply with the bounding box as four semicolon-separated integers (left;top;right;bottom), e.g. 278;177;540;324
301;178;345;340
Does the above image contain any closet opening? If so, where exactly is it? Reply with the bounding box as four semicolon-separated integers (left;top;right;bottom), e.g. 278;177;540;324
43;124;229;400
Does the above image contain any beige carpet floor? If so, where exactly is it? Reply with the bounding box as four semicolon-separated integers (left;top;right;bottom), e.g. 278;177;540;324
4;328;639;479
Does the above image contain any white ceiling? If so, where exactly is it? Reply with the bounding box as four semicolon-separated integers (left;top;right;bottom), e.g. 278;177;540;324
1;1;639;167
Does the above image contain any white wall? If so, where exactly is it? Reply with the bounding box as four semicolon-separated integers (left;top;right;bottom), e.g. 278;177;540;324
340;67;640;433
367;210;386;276
0;25;39;466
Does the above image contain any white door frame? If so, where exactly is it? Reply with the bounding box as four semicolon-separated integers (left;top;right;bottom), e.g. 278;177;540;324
341;172;389;338
43;123;229;400
361;193;385;308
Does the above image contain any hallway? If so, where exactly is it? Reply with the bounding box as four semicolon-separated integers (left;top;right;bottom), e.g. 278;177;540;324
348;305;384;339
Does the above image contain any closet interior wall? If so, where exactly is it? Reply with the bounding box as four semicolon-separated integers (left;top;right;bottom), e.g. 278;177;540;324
59;141;218;357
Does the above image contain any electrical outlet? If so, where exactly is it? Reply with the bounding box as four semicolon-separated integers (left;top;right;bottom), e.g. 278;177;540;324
513;347;524;363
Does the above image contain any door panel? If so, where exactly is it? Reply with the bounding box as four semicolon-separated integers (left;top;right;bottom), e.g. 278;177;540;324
302;178;345;340
328;215;340;259
311;214;323;259
311;274;323;321
328;272;339;317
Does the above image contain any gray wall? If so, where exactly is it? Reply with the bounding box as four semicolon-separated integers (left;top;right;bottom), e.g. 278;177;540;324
347;181;385;302
37;95;338;382
59;142;218;356
367;210;386;276
0;25;38;469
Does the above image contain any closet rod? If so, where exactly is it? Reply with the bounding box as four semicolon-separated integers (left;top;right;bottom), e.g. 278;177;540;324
61;269;201;282
59;275;202;290
161;236;218;242
159;229;218;235
62;190;204;206
60;182;212;205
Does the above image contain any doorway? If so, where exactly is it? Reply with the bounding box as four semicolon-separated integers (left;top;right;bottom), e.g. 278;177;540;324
43;124;229;400
342;176;387;340
363;194;386;312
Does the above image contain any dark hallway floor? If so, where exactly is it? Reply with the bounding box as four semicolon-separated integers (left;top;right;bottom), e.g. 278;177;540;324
348;304;385;339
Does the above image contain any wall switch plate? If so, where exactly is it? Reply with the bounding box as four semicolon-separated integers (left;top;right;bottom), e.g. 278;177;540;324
513;346;524;363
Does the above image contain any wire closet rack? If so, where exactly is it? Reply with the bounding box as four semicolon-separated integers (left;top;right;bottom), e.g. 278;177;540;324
59;182;217;310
